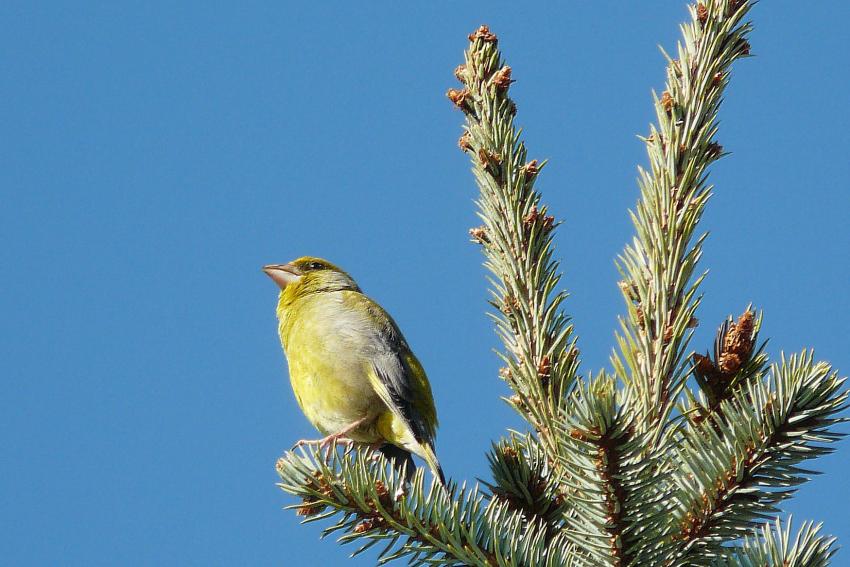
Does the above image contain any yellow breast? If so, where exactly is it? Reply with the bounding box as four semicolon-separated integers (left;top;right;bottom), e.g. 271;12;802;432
279;293;385;441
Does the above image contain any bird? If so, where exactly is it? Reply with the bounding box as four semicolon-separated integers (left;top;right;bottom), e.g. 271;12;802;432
264;256;445;486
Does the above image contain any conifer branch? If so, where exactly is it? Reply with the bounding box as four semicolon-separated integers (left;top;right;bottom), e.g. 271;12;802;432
450;26;579;449
555;376;675;566
612;0;754;438
276;445;578;566
713;517;837;567
669;352;847;563
484;435;568;543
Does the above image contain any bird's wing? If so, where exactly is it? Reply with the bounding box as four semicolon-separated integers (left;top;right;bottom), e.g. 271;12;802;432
371;348;438;444
340;291;438;445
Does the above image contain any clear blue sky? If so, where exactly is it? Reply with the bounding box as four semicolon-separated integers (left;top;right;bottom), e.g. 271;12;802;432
2;2;848;565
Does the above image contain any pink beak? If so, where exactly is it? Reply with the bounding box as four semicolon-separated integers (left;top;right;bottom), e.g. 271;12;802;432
262;263;302;289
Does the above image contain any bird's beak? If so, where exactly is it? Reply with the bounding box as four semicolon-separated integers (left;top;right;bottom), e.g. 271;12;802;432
263;263;302;289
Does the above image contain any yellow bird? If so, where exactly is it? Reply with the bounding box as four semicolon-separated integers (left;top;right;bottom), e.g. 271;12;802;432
264;256;445;485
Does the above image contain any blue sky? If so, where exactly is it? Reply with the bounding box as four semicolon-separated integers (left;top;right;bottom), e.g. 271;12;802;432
2;2;848;565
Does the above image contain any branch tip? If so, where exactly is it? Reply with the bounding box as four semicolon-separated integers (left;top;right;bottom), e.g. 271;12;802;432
468;24;497;43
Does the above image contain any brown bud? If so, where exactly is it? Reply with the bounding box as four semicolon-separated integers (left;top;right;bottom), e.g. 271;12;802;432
541;215;555;231
354;519;375;534
374;480;389;499
458;131;473;152
468;25;497;43
693;353;716;377
696;3;708;25
500;367;513;380
523;159;539;180
718;352;742;375
724;310;755;353
501;295;520;315
661;91;674;113
296;504;323;516
537;355;552;379
296;496;325;517
312;472;334;497
490;65;513;89
522;205;539;228
477;147;501;167
663;325;675;344
717;310;755;375
635;307;646;328
712;72;725;86
446;88;471;110
687;317;699;329
618;280;638;301
502;446;518;461
469;225;489;244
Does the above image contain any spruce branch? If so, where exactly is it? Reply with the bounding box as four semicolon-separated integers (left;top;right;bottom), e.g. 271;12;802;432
612;0;754;438
450;26;579;447
276;445;578;566
669;351;847;564
484;434;568;539
713;517;838;567
554;375;675;566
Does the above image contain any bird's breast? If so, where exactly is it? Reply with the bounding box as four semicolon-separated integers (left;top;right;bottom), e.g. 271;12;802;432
280;294;385;439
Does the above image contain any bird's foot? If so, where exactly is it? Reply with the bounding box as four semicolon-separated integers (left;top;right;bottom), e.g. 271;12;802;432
291;438;323;451
291;435;354;460
291;417;368;460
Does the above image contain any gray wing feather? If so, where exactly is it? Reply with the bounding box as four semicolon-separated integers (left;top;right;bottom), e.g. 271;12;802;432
371;349;431;444
350;296;431;444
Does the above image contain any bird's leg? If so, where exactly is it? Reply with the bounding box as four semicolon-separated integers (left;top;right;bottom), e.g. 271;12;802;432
291;417;370;461
318;417;372;460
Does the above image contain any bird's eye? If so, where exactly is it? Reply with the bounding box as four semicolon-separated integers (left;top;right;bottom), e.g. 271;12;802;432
307;261;324;270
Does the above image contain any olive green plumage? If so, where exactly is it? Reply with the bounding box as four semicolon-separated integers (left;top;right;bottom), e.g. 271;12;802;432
264;256;444;485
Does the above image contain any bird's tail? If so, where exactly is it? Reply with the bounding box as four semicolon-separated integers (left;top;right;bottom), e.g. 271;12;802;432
419;442;446;487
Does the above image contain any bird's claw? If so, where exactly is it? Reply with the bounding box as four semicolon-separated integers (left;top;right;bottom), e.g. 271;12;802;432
290;418;366;460
290;436;352;463
290;438;321;451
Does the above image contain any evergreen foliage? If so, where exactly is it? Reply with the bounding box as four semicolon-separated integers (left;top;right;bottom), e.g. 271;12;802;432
275;2;847;564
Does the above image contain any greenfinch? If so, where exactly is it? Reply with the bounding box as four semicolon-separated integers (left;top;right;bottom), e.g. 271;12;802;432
264;257;445;485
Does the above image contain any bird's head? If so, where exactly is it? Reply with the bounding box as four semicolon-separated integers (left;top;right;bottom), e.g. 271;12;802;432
263;257;359;307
